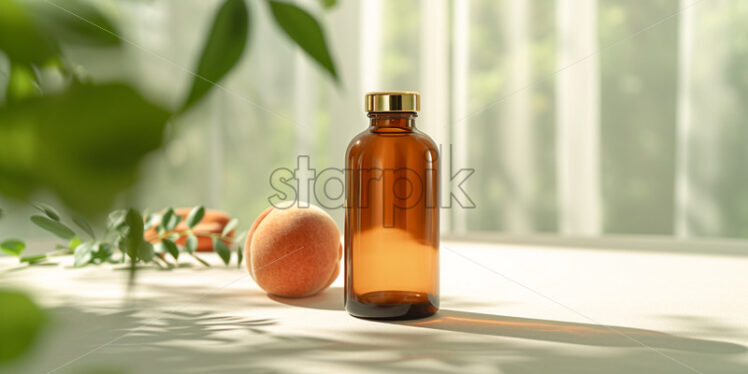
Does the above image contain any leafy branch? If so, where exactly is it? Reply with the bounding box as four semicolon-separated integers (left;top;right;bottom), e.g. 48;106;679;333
2;203;245;269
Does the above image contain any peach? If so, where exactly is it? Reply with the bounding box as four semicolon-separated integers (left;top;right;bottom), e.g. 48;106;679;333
245;202;342;298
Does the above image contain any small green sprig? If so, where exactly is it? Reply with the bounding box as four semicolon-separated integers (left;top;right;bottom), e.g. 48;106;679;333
148;205;241;268
3;203;245;269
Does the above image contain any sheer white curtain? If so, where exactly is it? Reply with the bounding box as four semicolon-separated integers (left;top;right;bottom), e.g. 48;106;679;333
676;0;748;240
120;0;748;243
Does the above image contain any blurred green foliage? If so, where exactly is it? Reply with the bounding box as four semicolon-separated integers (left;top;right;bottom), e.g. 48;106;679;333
0;0;339;367
182;0;250;111
0;0;338;217
29;0;121;47
269;0;338;81
0;290;45;364
0;0;60;65
0;238;25;256
0;83;170;214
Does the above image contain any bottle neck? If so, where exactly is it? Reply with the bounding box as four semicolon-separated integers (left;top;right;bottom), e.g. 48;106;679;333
368;112;417;131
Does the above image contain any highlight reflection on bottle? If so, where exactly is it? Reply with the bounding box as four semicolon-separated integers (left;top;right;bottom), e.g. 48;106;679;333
344;92;439;320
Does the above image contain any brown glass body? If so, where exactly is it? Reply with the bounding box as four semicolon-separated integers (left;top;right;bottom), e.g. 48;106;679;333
345;112;439;320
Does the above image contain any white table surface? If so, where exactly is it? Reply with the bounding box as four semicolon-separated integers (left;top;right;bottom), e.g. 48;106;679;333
1;240;747;374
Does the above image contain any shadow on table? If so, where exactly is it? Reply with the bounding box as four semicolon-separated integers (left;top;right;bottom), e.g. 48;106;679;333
11;286;747;374
398;310;746;354
276;287;745;354
269;287;511;311
269;287;346;310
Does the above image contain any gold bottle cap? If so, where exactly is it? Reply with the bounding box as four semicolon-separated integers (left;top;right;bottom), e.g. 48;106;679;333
365;91;420;113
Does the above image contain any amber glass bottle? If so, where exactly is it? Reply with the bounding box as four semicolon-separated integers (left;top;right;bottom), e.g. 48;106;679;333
345;92;439;320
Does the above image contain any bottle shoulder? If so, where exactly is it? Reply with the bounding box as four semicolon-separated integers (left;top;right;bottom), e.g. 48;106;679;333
412;129;439;151
347;129;437;149
346;128;439;162
345;130;371;158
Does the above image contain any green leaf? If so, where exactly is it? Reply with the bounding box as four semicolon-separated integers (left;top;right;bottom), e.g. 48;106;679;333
159;208;173;229
32;202;60;221
107;209;126;231
0;290;45;364
143;213;154;230
161;208;181;231
19;254;47;264
235;230;246;267
169;215;183;231
6;63;41;104
182;0;249;111
0;207;4;219
0;83;171;216
0;239;25;256
0;0;59;64
123;208;144;260
268;0;338;81
186;205;205;229
236;242;243;268
318;0;337;10
73;215;96;239
30;215;75;239
190;253;211;267
93;242;112;261
68;236;81;250
159;239;179;260
73;242;93;267
213;237;231;265
137;240;154;262
30;0;121;46
222;217;238;237
185;234;198;254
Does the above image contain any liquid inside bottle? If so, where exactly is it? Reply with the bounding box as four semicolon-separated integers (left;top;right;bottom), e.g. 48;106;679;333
345;92;439;320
